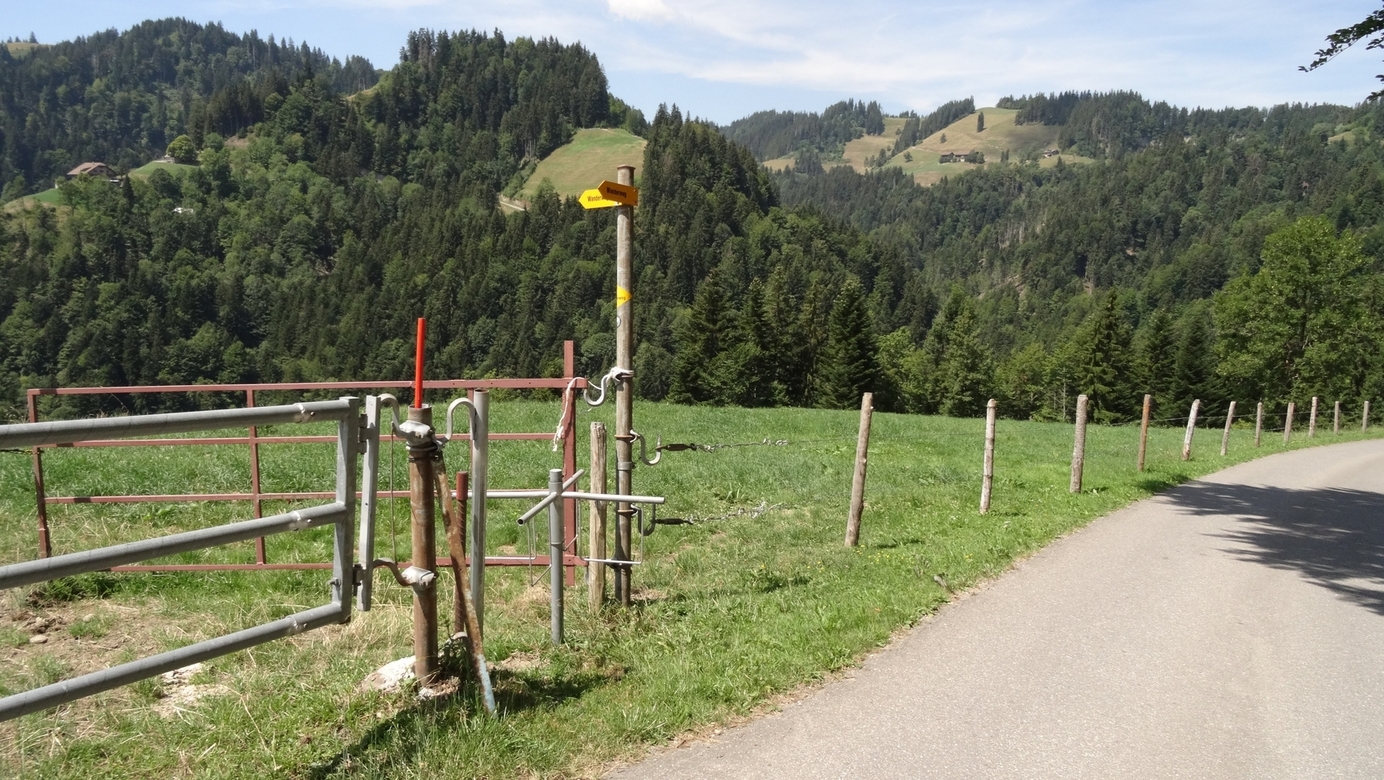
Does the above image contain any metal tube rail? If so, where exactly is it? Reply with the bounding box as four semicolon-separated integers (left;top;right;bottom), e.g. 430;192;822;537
0;602;343;722
517;489;663;526
0;400;354;450
0;503;348;591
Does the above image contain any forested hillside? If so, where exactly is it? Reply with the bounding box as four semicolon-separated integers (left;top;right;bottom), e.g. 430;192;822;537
0;20;1381;431
775;94;1384;421
0;18;379;198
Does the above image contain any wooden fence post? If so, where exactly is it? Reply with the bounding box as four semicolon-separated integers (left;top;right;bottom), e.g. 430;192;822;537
1255;402;1264;447
845;393;874;547
1181;399;1200;461
1366;400;1372;432
1220;400;1236;456
1284;402;1296;443
1137;393;1151;472
1070;394;1088;494
587;421;608;613
980;399;997;514
1334;401;1341;435
1309;396;1319;438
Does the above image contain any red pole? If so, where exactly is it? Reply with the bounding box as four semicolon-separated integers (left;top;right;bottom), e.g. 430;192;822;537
413;318;427;408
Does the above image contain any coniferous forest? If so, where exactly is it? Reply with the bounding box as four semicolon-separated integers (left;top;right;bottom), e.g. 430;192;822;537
1;20;1382;425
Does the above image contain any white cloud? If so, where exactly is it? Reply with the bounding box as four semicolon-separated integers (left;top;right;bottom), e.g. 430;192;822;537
606;0;676;22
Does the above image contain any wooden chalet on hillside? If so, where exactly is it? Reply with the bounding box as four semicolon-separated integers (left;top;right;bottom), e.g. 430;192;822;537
66;162;116;179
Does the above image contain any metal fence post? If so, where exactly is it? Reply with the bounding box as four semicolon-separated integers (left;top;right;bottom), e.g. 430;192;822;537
469;390;489;638
334;397;359;622
548;469;565;644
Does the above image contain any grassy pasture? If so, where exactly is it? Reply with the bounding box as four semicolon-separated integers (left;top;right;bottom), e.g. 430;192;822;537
129;161;199;179
2;188;62;214
0;398;1376;777
520;128;646;201
886;107;1092;185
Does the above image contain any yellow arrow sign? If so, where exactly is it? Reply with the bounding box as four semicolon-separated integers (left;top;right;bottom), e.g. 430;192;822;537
597;180;639;207
616;286;632;307
579;189;619;210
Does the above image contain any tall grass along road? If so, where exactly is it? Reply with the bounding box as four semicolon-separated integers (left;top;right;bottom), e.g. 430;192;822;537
612;439;1384;779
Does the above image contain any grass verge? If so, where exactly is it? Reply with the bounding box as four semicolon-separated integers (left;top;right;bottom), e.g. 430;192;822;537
0;401;1377;777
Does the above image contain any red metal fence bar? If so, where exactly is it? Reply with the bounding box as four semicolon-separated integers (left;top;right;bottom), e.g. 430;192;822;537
25;342;588;579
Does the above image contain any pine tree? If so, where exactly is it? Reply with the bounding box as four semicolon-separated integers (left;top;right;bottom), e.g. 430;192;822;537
815;278;878;409
976;112;985;132
1134;308;1177;417
1171;308;1215;415
1074;290;1133;422
670;272;738;404
938;306;995;417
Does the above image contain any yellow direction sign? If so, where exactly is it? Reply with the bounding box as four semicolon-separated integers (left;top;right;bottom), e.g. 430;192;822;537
616;286;632;307
579;189;619;210
597;180;639;207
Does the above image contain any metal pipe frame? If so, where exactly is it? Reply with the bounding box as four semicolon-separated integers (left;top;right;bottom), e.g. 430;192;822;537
0;602;344;722
0;400;352;450
0;503;348;591
0;397;360;722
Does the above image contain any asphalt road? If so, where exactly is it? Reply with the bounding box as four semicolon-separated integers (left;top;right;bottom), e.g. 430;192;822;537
609;439;1384;779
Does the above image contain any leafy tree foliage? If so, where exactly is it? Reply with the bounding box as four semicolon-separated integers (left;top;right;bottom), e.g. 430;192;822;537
1215;216;1380;404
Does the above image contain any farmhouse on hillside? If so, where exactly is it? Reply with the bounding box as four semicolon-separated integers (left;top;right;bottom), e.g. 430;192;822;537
66;162;117;179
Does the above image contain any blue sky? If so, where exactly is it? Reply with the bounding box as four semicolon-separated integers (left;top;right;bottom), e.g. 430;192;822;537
8;1;1384;124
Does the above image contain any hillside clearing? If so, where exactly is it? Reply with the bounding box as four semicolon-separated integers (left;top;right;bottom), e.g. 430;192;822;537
520;128;646;201
886;107;1092;185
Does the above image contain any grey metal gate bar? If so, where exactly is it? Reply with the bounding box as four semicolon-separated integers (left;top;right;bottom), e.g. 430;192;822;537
0;398;359;722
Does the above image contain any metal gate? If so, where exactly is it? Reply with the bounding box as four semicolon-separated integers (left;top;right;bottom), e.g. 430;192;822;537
0;398;361;721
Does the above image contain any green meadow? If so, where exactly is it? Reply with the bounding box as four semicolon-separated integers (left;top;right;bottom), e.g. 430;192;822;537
0;398;1376;777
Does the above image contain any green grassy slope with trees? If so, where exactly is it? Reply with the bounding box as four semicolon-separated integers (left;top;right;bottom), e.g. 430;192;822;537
0;23;1381;440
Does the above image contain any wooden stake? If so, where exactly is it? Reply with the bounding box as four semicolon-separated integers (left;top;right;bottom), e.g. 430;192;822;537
587;421;608;613
1334;400;1341;435
1255;401;1264;447
980;399;997;514
1137;394;1151;472
1070;394;1088;494
845;393;874;547
1365;400;1372;432
1308;396;1319;437
1220;401;1236;456
1181;399;1200;461
1283;402;1295;443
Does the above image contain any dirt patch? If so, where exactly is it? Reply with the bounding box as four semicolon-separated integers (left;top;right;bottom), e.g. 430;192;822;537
496;649;544;673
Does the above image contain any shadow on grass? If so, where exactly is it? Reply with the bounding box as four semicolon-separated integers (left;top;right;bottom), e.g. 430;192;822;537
1162;482;1384;615
303;667;611;778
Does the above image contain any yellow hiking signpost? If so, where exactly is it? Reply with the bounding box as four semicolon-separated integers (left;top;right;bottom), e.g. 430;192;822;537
580;180;639;209
580;189;619;209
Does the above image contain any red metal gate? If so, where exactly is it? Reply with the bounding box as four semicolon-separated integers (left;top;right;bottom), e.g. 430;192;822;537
24;342;585;583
